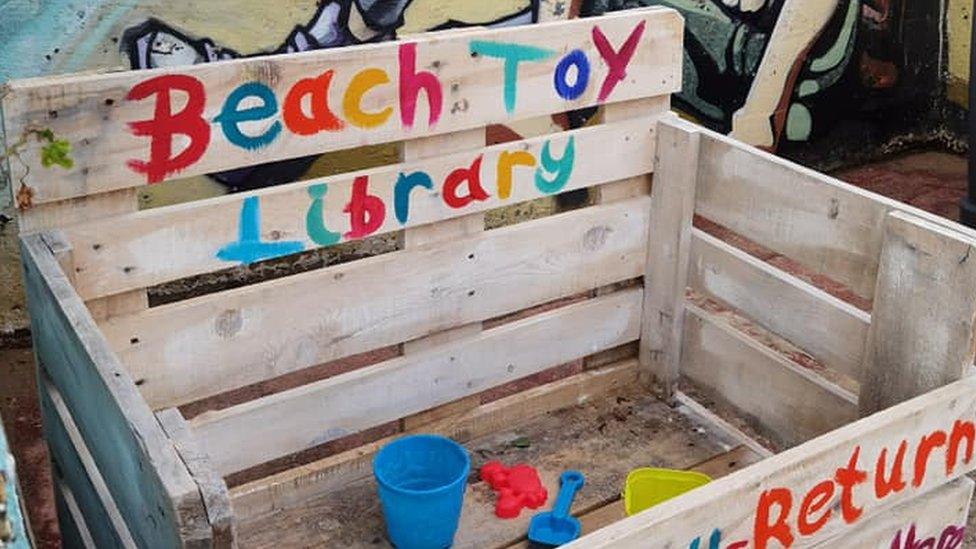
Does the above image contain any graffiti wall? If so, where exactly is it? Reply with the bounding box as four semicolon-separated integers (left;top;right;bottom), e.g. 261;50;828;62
0;0;958;181
585;0;946;157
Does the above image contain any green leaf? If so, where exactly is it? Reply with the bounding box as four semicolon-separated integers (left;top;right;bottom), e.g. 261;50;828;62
40;139;73;170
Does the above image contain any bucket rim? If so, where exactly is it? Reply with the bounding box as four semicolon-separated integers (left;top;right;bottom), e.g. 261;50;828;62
373;434;471;496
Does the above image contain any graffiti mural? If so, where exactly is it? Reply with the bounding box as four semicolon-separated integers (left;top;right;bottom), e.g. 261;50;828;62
0;0;947;179
583;0;933;153
584;0;861;148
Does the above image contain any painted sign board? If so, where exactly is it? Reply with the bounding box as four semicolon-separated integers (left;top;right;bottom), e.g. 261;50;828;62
569;376;976;548
1;8;681;206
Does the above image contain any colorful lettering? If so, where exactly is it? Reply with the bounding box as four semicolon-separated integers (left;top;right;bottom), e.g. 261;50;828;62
797;480;834;536
394;171;434;224
399;43;443;128
306;184;342;246
283;71;344;135
947;420;975;475
443;155;489;209
126;74;211;183
535;136;575;194
754;488;793;549
891;524;966;549
496;150;536;199
215;82;282;150
343;68;393;129
835;446;868;523
469;40;555;113
217;197;304;265
913;430;948;487
688;529;721;549
343;175;386;239
592;21;646;102
875;441;908;499
554;49;590;100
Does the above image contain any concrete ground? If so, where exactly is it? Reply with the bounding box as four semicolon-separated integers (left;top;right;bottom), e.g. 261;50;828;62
0;149;970;547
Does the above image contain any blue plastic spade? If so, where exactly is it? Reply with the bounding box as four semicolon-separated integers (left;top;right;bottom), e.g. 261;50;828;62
528;470;585;546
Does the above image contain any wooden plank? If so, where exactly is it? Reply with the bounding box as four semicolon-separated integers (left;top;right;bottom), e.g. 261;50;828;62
38;379;135;549
688;228;870;382
859;211;976;416
400;127;486;430
591;96;668;204
2;9;681;205
640;116;700;397
105;196;651;409
54;478;98;549
156;408;235;548
20;233;207;547
693;126;976;299
812;477;973;548
681;302;858;448
230;360;638;522
565;375;976;548
62;113;660;301
18;188;139;234
192;287;643;475
673;391;774;458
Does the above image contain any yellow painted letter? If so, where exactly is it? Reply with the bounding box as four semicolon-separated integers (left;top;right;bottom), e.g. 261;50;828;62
496;150;536;199
343;68;393;128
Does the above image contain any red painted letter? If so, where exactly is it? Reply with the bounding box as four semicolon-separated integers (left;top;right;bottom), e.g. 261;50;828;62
875;441;908;499
399;43;443;128
126;74;210;183
591;21;646;102
798;480;834;536
443;155;489;209
283;70;344;135
343;175;386;239
754;488;794;549
835;446;868;523
947;420;975;475
913;430;947;487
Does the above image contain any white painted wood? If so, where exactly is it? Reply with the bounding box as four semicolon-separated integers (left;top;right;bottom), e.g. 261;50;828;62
63;114;660;301
641;116;700;396
105;196;650;409
812;477;973;548
229;360;638;522
859;211;976;416
191;288;643;475
689;228;870;382
592;96;669;204
2;9;681;205
399;126;486;428
566;376;976;548
693;126;976;299
681;302;858;448
156;408;235;548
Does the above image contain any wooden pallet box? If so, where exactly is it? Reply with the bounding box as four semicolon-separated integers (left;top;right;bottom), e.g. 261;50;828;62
4;7;976;547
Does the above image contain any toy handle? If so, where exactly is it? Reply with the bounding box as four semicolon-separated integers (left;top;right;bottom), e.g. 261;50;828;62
552;471;584;519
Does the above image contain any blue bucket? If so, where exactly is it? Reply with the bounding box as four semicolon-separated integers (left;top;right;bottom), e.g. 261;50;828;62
373;434;470;548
